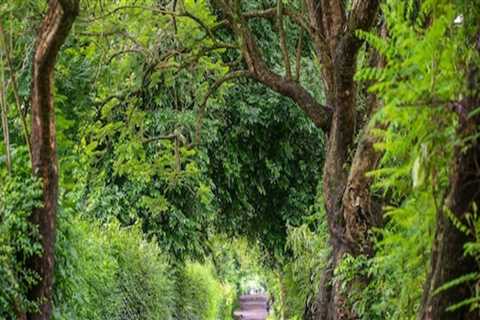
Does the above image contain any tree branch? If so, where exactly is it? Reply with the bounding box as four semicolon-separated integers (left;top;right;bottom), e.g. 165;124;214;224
227;6;332;131
0;22;32;161
243;7;310;32
80;5;224;46
194;70;252;145
0;58;11;174
295;28;304;81
304;0;334;93
277;0;292;80
143;134;176;143
106;48;146;65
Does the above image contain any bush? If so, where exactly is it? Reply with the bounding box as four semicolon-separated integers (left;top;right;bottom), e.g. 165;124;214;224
176;261;223;320
54;216;175;320
0;150;42;318
216;283;236;320
108;222;175;320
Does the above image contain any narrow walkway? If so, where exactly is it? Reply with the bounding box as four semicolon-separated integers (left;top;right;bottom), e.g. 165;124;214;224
233;294;269;320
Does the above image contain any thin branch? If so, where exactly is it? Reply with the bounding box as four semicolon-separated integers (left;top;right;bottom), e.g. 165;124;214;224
0;56;11;174
93;90;141;120
226;6;332;130
194;70;252;146
243;7;309;32
120;30;148;52
0;22;32;161
277;0;292;79
295;28;304;81
172;0;178;33
181;10;219;43
143;134;176;143
106;48;146;65
223;56;242;68
78;29;124;37
175;134;181;173
347;0;380;34
304;0;333;89
79;5;175;22
212;19;230;32
80;5;223;45
178;43;239;69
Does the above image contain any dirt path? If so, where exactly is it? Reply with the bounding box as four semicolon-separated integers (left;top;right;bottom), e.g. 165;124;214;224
233;294;269;320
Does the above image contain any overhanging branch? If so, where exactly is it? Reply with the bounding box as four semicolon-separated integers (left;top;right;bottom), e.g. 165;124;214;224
194;70;252;146
228;5;332;131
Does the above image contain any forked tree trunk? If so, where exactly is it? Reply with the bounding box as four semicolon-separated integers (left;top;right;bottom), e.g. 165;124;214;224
27;1;78;319
419;32;480;320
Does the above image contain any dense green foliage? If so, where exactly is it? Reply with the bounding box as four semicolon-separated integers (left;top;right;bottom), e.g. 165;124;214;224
0;153;41;317
54;217;175;319
207;81;323;257
1;1;322;317
333;1;480;318
1;0;480;319
176;262;223;320
282;190;329;319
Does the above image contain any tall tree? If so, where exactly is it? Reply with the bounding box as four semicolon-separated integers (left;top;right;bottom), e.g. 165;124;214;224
207;1;381;318
28;0;79;319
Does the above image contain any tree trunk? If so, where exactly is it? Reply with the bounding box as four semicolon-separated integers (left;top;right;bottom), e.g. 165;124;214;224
419;32;480;320
312;30;384;320
314;112;384;320
27;1;78;319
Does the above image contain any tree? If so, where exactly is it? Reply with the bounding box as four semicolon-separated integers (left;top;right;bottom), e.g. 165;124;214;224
28;0;79;319
204;1;381;318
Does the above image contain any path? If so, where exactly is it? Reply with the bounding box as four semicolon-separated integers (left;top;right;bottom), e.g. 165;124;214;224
233;294;269;320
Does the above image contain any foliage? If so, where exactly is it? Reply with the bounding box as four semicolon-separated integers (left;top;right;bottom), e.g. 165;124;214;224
54;215;175;320
2;0;323;317
176;261;224;320
0;149;41;317
334;0;480;318
282;187;329;319
207;79;324;261
456;213;480;312
209;235;265;292
3;0;480;318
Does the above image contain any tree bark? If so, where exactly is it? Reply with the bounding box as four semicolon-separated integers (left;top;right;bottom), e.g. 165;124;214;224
419;32;480;320
27;1;78;319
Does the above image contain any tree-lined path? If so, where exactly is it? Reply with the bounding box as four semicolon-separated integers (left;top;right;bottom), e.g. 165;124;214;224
1;1;479;320
233;294;269;320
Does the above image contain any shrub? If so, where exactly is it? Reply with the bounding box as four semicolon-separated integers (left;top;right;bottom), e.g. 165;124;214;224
217;282;236;320
107;222;175;320
176;261;223;320
53;216;175;320
0;150;42;318
282;189;330;319
53;216;120;319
